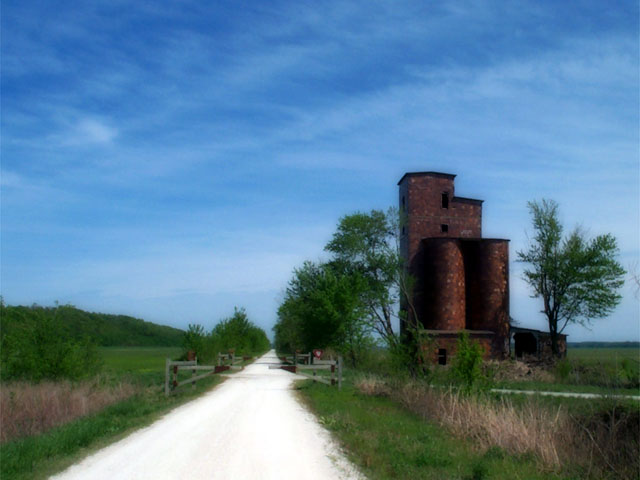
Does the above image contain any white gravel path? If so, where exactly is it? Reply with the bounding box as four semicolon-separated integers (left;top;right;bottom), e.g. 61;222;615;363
51;350;363;480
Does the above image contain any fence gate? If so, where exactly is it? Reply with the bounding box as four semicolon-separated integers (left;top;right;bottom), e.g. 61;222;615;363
164;351;249;396
270;351;343;389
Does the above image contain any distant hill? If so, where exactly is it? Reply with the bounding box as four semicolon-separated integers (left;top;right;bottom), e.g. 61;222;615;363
0;304;184;347
568;341;640;349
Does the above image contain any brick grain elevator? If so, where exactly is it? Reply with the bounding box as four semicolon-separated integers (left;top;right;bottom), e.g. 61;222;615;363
399;172;510;362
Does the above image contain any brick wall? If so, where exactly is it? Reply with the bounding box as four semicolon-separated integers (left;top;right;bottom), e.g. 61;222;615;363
398;172;482;268
417;238;466;331
420;332;497;364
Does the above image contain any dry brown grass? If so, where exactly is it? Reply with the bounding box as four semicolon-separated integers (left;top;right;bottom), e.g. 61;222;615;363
356;376;568;466
354;374;392;397
355;375;639;478
0;379;140;443
405;384;567;465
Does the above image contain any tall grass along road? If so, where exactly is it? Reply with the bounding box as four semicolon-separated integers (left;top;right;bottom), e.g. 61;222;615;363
51;350;362;480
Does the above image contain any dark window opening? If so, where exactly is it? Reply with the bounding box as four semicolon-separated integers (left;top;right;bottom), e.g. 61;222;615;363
441;193;449;209
402;226;406;235
438;348;447;365
514;333;537;358
401;196;405;210
441;224;448;233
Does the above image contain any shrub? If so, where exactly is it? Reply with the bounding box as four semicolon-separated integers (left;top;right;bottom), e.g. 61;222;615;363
452;332;485;392
554;359;572;382
0;305;101;381
182;324;206;359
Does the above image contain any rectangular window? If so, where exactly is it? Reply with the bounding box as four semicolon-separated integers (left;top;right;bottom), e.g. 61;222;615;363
441;224;448;233
438;348;447;365
441;193;449;209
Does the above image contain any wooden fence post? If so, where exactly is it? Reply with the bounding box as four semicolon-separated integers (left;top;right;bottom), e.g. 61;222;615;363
173;365;178;389
165;358;170;397
338;356;343;390
192;356;197;390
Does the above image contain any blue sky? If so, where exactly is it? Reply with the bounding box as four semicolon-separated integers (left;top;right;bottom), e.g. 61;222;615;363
2;0;638;342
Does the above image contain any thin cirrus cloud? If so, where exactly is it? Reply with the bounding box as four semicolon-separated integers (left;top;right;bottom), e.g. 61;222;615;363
54;118;118;146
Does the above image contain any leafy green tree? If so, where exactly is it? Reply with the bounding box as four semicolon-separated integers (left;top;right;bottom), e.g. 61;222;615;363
275;262;371;366
325;209;401;349
273;306;304;354
276;208;428;371
182;308;270;362
211;307;270;355
517;199;625;355
182;324;206;359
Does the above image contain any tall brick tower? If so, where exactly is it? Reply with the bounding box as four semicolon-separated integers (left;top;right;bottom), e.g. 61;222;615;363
398;172;510;361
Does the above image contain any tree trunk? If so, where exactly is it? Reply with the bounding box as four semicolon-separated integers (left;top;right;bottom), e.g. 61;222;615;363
548;315;560;357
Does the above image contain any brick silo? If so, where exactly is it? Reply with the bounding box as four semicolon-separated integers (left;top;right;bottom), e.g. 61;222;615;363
463;239;510;356
420;238;466;331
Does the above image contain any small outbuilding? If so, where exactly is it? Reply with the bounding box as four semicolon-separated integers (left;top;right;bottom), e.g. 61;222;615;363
510;326;567;359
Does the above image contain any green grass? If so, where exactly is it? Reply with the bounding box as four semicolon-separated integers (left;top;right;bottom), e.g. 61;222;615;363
0;346;224;480
568;347;640;365
297;380;568;480
99;346;182;386
100;346;182;374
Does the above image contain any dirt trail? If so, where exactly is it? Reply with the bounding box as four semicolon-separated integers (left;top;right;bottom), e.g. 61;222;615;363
51;350;363;480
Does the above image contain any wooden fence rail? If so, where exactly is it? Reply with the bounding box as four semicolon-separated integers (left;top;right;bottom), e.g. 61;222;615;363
165;351;251;396
270;354;342;389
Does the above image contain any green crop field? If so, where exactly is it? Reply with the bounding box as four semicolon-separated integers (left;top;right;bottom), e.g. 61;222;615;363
100;346;182;374
99;346;202;389
568;347;640;364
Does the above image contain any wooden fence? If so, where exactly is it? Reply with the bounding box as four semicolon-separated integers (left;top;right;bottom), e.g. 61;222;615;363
217;352;252;366
271;353;343;389
164;352;251;396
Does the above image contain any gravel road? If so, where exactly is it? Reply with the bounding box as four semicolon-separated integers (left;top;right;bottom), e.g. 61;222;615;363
51;350;363;480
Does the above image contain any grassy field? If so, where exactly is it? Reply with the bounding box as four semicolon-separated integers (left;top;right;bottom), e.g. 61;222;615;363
292;345;639;479
489;347;640;396
568;347;640;363
298;369;639;479
99;346;182;386
298;380;566;480
100;346;182;373
0;346;225;480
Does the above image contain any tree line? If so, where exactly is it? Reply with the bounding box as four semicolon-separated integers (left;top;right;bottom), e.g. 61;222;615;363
0;301;271;381
181;307;271;362
0;302;102;381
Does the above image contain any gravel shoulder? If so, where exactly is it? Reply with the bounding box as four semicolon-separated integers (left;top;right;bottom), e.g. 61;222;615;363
51;350;363;480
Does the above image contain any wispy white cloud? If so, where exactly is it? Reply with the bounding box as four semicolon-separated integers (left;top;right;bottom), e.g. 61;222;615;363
75;118;117;144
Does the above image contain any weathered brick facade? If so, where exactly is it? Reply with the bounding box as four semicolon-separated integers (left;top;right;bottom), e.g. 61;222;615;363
399;172;511;361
